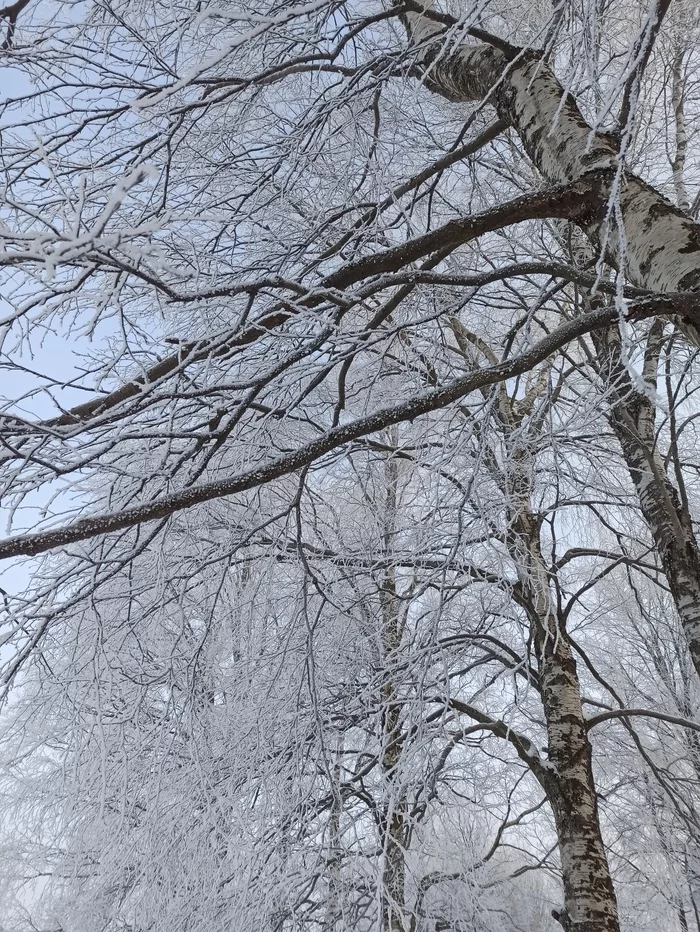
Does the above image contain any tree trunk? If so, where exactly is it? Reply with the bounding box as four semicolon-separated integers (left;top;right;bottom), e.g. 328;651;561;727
379;448;408;932
571;251;700;683
324;736;344;931
393;8;690;925
396;3;700;299
449;307;620;929
507;445;620;932
603;335;700;680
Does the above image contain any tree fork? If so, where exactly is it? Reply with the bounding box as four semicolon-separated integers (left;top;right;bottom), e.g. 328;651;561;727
394;1;700;304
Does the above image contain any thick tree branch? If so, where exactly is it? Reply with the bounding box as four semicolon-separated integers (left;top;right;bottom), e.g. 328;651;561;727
440;697;552;788
0;301;642;561
13;176;607;437
618;0;673;131
395;1;700;303
587;708;700;734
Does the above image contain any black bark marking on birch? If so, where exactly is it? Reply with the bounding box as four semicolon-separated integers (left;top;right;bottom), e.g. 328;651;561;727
679;237;700;254
642;202;672;233
678;269;700;291
398;3;700;300
501;433;620;931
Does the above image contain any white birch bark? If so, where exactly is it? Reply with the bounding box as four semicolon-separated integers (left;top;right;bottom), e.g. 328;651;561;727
671;49;691;214
396;3;700;296
378;447;408;932
505;440;620;932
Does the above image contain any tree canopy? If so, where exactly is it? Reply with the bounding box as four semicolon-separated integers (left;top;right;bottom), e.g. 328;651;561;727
0;2;699;931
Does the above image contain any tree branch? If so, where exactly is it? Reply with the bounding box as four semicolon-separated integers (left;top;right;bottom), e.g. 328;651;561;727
0;294;689;561
587;708;700;734
11;175;607;438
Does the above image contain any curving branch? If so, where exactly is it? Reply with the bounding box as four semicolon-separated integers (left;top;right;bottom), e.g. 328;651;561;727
0;300;662;562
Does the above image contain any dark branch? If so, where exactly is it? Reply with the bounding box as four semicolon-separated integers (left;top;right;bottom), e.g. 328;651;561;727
0;299;633;561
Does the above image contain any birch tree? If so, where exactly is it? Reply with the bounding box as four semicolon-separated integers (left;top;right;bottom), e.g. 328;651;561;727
0;1;700;931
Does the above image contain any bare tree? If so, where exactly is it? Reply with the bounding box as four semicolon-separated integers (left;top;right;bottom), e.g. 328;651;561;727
0;2;700;931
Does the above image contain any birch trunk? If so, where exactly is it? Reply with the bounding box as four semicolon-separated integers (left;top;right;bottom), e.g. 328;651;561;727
506;444;620;932
671;49;691;215
396;3;700;298
324;736;344;931
548;202;700;684
601;334;700;681
564;240;700;683
378;448;408;932
447;318;619;929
